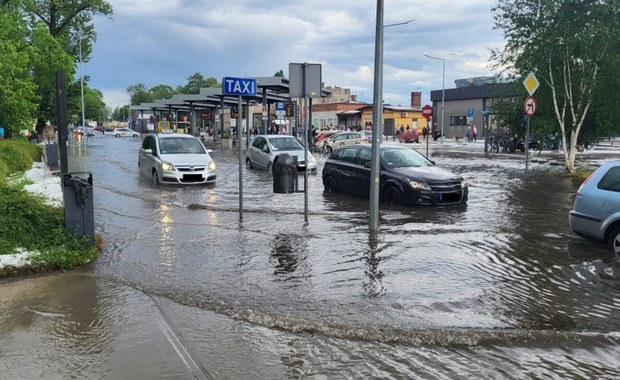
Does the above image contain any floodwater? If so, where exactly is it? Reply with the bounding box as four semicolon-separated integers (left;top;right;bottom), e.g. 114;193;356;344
2;135;620;379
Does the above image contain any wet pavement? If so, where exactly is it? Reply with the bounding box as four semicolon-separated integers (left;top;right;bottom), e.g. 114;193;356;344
1;135;620;379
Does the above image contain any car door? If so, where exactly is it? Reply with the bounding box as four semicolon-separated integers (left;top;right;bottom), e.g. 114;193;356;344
351;147;371;197
249;137;265;170
332;147;360;194
138;135;155;177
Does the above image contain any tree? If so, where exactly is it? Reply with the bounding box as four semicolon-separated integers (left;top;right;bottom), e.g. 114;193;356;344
176;73;219;94
492;0;619;172
18;0;113;125
127;83;153;106
0;9;38;132
274;69;284;77
149;84;175;100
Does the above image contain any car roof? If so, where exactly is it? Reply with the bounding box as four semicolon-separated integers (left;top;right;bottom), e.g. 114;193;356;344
255;134;297;139
333;143;408;150
151;133;197;140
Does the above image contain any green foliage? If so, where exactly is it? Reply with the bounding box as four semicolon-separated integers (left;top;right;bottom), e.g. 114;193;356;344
175;73;220;94
0;140;41;180
127;83;154;106
0;139;98;274
492;0;620;171
0;11;39;133
222;129;232;139
150;84;176;100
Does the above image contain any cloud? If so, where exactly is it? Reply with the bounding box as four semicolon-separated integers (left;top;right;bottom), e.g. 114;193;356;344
88;0;504;111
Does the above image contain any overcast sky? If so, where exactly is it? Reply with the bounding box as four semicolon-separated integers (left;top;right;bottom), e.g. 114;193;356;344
85;0;505;111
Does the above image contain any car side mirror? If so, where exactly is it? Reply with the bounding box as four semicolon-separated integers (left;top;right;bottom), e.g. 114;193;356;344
364;162;372;168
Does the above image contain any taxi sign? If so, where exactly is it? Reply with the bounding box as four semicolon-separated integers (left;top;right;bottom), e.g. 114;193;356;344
523;71;540;96
222;77;257;96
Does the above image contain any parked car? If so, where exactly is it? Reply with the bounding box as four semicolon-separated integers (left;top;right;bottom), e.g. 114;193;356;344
398;129;419;143
322;144;468;206
314;129;339;144
246;134;317;173
112;127;140;138
569;160;620;253
138;132;216;185
321;131;368;154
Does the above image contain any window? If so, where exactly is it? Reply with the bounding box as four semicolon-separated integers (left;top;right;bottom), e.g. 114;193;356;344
359;149;372;166
598;167;620;192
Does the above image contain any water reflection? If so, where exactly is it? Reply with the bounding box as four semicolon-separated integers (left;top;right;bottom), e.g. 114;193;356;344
362;232;385;297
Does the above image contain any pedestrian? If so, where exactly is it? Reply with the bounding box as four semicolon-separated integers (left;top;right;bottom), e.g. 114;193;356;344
0;124;5;139
465;127;471;142
473;125;477;142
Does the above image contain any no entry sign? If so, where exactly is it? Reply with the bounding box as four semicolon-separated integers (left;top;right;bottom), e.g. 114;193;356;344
422;104;432;119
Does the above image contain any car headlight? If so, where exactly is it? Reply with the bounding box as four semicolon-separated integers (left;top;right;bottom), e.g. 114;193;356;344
309;156;317;164
161;161;175;171
208;161;216;170
409;180;431;190
461;179;468;188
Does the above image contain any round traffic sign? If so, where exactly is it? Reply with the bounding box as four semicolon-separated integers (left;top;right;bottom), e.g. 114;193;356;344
422;104;433;119
524;96;537;116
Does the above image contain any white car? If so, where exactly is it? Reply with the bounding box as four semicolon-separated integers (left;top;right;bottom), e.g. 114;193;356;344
112;127;140;138
246;134;317;173
138;133;216;185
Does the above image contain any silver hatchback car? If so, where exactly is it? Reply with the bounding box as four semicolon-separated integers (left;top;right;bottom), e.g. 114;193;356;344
246;134;317;173
138;133;217;185
569;160;620;253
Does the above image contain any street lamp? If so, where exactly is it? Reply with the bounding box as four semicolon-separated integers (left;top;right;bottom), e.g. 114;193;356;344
425;54;445;143
369;1;413;231
79;36;86;129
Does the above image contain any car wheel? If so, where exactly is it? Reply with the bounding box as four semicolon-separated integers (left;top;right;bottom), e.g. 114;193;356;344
323;175;337;192
246;158;253;169
384;186;403;206
115;134;121;138
607;225;620;255
152;169;160;185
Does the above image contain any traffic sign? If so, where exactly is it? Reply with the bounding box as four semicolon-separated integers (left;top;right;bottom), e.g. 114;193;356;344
222;77;257;96
524;96;537;116
422;104;432;119
468;108;474;117
523;71;540;96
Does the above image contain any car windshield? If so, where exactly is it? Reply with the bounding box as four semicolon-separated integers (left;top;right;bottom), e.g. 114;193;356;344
269;137;304;151
159;137;205;154
380;148;432;168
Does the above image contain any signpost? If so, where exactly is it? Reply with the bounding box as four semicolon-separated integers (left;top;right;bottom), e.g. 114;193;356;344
422;104;432;156
522;72;540;173
223;76;257;221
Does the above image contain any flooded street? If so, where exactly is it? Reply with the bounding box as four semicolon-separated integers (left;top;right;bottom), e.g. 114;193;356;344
2;136;620;379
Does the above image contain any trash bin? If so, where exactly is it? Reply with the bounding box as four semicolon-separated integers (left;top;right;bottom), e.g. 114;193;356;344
63;172;95;247
272;153;297;194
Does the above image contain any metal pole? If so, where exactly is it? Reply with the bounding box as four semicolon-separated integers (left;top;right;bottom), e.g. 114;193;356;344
303;63;310;223
79;37;85;128
525;116;530;173
238;96;243;220
441;59;445;143
425;54;445;143
369;0;384;231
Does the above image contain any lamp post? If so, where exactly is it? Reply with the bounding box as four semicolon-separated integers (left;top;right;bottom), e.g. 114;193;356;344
79;36;86;129
369;1;413;231
424;54;445;143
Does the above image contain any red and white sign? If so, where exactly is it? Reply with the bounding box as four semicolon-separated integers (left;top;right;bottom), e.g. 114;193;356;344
524;96;537;116
422;104;433;119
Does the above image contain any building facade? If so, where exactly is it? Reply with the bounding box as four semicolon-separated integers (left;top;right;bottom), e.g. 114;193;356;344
429;77;515;139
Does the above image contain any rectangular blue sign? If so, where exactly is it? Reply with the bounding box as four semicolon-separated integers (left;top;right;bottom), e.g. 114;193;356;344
276;102;285;111
222;77;257;96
